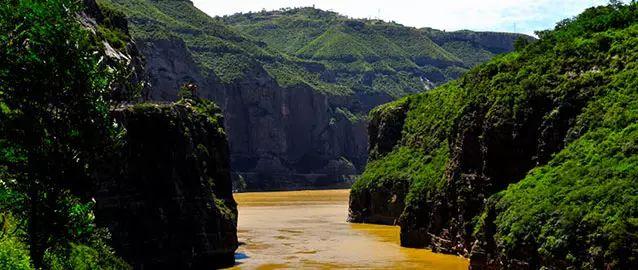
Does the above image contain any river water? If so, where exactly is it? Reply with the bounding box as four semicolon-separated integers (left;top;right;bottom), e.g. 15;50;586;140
227;189;468;269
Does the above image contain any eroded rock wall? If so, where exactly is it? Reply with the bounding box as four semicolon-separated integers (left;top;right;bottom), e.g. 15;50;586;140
135;37;367;190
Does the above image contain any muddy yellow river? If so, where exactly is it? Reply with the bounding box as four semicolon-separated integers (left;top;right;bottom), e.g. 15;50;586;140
228;189;468;269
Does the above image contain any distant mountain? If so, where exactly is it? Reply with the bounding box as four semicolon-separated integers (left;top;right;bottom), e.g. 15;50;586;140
222;7;531;103
97;0;524;190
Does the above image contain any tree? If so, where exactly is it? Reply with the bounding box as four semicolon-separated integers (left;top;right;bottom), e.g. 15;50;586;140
514;36;531;51
0;0;114;266
609;0;623;7
178;83;199;100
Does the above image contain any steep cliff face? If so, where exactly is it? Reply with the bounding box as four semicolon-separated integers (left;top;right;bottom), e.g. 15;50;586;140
100;0;368;190
350;3;638;269
96;100;238;269
134;36;368;190
136;36;218;101
225;84;368;190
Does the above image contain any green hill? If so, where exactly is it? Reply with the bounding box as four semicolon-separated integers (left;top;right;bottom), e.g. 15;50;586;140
349;2;638;269
222;8;529;99
97;0;350;95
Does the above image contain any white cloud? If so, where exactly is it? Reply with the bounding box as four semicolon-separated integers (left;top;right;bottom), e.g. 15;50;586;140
192;0;611;35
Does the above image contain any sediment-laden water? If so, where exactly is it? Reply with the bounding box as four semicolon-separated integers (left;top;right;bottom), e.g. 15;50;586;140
228;189;468;269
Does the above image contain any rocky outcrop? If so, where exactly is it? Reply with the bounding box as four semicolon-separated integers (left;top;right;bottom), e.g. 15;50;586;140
348;179;409;225
351;74;589;257
137;36;217;101
367;100;410;160
96;100;238;269
398;93;581;253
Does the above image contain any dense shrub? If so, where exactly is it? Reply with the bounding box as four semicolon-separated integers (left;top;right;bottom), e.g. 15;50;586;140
0;236;32;270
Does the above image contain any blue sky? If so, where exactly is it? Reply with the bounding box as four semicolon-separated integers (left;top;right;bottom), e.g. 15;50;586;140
192;0;612;35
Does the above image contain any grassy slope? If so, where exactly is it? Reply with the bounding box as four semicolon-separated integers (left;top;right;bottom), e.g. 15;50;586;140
98;0;352;96
354;3;638;268
222;8;525;98
351;81;466;197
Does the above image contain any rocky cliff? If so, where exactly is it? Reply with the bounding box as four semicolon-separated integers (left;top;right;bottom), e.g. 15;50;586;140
350;3;638;269
135;35;367;190
349;100;410;224
96;100;238;269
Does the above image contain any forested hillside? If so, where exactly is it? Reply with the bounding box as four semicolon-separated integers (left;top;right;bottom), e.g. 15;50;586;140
350;2;638;269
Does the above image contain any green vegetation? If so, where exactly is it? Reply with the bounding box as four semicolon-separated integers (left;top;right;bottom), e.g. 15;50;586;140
352;79;468;210
223;8;458;63
487;6;638;266
0;0;134;268
177;85;227;134
353;146;449;196
223;8;528;97
491;124;638;268
0;187;31;270
353;2;638;268
335;107;362;123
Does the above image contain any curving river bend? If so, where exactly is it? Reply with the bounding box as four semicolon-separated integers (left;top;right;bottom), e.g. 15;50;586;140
227;189;468;269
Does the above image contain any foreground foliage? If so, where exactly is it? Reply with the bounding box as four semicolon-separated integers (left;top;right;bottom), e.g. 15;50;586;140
0;0;131;268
